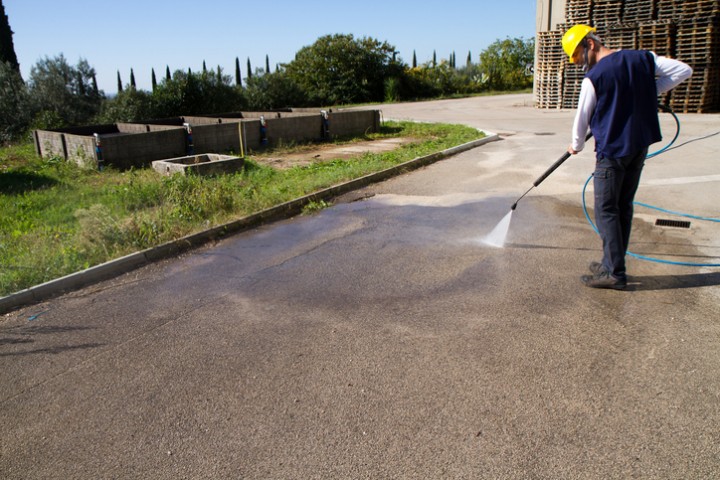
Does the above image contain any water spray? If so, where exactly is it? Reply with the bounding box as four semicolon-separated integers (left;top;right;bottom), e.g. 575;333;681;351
482;133;592;248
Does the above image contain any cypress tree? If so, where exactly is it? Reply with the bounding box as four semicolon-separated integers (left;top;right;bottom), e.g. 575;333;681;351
117;71;123;93
235;56;241;87
202;60;207;74
151;68;157;91
166;65;171;81
412;50;417;68
246;58;252;79
265;54;270;74
130;68;136;89
467;50;472;67
432;50;437;67
0;0;20;75
92;74;99;95
77;72;85;95
216;65;222;83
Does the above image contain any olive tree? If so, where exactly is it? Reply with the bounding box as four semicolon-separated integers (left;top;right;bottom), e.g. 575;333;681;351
27;55;104;128
478;37;535;91
285;33;403;106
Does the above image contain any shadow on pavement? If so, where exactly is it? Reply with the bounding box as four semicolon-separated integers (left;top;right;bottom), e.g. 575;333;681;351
628;272;720;291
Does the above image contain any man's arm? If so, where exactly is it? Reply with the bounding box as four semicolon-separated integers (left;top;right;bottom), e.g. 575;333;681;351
568;77;596;154
654;53;693;94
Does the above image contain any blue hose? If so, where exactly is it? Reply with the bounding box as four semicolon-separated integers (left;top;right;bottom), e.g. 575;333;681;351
581;107;720;267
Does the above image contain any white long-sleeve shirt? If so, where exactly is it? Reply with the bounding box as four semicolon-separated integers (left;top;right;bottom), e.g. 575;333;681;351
571;52;693;152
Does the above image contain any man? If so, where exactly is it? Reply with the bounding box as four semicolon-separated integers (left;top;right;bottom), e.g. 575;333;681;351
562;25;692;289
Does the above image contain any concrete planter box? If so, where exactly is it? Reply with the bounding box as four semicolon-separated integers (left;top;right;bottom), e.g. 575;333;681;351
152;154;244;176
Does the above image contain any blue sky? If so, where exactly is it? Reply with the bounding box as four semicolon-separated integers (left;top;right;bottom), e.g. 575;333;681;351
5;0;537;94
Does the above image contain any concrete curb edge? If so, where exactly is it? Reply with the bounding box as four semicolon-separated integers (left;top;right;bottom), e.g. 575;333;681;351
1;132;499;314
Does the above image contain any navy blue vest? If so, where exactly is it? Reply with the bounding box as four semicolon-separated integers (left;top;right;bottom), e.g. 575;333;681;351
586;50;661;158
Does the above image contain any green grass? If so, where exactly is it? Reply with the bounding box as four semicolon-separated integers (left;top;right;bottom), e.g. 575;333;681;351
0;121;484;296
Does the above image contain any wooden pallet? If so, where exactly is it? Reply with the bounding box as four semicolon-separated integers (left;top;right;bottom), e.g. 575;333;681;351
602;23;639;50
678;0;720;18
656;0;681;20
622;0;656;23
670;66;720;112
593;0;624;26
566;0;593;24
637;20;676;57
675;17;720;66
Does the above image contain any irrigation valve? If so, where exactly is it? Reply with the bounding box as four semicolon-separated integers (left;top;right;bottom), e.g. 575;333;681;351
94;133;104;171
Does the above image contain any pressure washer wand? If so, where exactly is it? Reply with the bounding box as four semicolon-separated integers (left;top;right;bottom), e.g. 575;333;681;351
510;132;593;210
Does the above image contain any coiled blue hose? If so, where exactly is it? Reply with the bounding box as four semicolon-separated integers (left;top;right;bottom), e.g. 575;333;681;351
581;107;720;267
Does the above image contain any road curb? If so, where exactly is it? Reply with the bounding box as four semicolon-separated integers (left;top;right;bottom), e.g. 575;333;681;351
0;132;499;314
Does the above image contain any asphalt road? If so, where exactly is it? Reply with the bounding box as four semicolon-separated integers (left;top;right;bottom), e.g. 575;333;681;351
2;94;719;479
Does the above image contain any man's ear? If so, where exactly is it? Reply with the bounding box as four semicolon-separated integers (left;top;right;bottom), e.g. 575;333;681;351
586;37;597;52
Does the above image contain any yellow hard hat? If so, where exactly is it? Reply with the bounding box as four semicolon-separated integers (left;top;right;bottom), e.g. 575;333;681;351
562;25;596;63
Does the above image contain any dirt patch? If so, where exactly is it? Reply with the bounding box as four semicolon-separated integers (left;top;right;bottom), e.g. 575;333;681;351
252;137;419;169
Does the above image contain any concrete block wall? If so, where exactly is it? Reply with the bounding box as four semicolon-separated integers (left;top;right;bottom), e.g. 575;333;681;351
33;110;381;169
330;110;380;138
265;115;323;146
101;129;187;170
64;134;97;167
33;130;66;158
192;122;244;155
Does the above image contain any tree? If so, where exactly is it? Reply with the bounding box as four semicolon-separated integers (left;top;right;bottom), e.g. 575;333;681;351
0;0;20;75
285;33;403;106
235;56;241;87
467;50;472;67
478;37;535;90
151;68;157;91
245;70;306;110
28;55;104;128
151;69;246;117
165;65;171;82
117;70;123;93
0;60;31;141
96;87;152;124
130;68;136;89
246;58;252;80
412;50;417;68
265;54;270;74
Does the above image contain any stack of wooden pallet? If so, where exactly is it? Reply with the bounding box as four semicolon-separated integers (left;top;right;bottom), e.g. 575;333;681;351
535;0;720;113
535;30;565;109
672;16;720;112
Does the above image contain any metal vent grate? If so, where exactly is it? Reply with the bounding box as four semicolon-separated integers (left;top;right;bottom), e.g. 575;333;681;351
655;218;691;228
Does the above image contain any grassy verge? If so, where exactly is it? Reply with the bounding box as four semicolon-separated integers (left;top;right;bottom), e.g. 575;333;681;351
0;121;484;296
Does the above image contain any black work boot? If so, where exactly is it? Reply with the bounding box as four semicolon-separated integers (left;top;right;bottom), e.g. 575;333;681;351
589;261;604;275
581;271;627;290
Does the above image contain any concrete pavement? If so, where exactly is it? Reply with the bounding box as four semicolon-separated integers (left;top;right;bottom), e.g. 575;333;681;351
1;94;719;478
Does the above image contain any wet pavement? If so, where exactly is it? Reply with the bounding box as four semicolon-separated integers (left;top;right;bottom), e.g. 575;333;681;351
1;94;719;478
